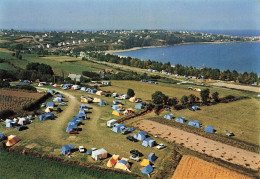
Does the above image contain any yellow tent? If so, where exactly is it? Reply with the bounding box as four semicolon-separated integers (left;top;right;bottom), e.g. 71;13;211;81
107;155;120;167
6;135;20;147
81;98;88;103
140;159;150;167
93;98;101;103
114;157;131;171
112;110;122;116
96;91;104;96
45;107;52;113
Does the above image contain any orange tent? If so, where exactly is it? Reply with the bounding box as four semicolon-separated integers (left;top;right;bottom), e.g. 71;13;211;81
6;135;20;147
140;159;150;167
107;155;120;167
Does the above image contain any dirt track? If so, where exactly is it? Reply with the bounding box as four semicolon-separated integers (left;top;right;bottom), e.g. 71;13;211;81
135;120;260;170
212;82;260;93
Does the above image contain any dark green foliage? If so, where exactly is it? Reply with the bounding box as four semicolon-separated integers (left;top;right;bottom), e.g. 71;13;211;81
0;109;15;119
180;95;188;105
152;91;167;104
167;97;178;107
26;63;54;75
200;88;210;104
188;94;197;104
154;104;163;115
127;88;135;98
212;92;219;102
0;69;17;80
0;80;10;88
10;85;37;92
23;93;52;111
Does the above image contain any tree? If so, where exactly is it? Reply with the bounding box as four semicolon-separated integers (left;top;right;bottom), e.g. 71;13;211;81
212;92;219;102
200;88;210;104
180;95;188;105
127;88;135;97
167;97;178;107
188;94;196;104
152;91;166;104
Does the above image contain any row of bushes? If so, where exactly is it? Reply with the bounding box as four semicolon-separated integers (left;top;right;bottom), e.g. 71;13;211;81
0;109;15;119
22;93;52;111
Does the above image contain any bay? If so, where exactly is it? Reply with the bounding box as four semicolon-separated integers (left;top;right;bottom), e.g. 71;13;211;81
115;42;260;74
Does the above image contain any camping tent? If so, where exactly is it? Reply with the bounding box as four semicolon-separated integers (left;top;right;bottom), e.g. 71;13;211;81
6;119;14;128
141;164;154;175
6;135;20;147
56;94;63;98
129;97;136;102
112;105;120;110
18;117;27;125
134;131;146;141
113;101;122;105
80;104;88;109
96;91;105;96
112;124;126;133
107;155;120;167
188;120;201;128
68;118;80;126
60;144;74;155
48;89;56;94
80;87;87;91
63;84;72;89
38;113;55;121
75;113;86;120
204;126;215;134
192;106;199;110
0;133;4;141
176;117;185;123
147;153;157;163
134;103;144;109
46;102;55;108
91;148;108;161
93;98;101;103
112;93;118;98
99;101;106;106
114;158;131;171
142;138;156;147
45;107;53;113
53;97;62;102
164;114;173;120
88;89;97;93
140;159;150;167
66;125;78;132
112;110;122;116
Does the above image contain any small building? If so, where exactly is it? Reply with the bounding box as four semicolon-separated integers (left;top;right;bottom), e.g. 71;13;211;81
79;51;86;57
112;124;126;133
188;120;201;128
60;144;74;155
91;148;108;161
142;138;156;147
147;153;157;163
176;117;185;123
134;131;146;141
164;114;173;120
204;126;215;134
101;81;111;86
68;73;83;82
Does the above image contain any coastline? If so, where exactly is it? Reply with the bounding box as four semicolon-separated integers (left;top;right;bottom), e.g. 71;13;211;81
105;40;259;55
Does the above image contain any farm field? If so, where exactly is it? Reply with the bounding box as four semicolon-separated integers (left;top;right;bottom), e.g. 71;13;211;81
172;155;252;179
14;37;33;42
0;39;10;43
0;89;43;111
0;48;13;53
0;150;135;179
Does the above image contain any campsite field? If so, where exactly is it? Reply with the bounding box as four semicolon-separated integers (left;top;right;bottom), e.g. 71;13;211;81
0;150;135;179
0;89;43;111
172;155;252;179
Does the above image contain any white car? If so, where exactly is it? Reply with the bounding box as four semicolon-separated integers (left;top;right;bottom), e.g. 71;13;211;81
130;155;141;162
156;143;166;150
79;146;85;153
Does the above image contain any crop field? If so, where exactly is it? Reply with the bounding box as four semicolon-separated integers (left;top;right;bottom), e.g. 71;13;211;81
0;150;135;179
14;37;33;42
0;89;43;111
0;39;10;43
172;155;252;179
0;48;13;53
40;55;81;62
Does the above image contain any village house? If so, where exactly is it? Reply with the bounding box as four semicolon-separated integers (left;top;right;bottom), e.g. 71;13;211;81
68;73;83;82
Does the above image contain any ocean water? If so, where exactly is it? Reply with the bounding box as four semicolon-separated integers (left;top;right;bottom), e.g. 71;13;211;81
115;42;260;74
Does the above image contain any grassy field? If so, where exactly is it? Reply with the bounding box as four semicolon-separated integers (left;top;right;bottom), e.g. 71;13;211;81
172;155;252;179
0;48;13;53
0;150;135;179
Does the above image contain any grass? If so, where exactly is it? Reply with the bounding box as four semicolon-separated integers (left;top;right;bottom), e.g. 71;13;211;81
0;48;13;53
0;150;135;179
0;62;17;72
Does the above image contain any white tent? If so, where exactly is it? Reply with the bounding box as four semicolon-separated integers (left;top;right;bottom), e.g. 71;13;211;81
92;148;108;161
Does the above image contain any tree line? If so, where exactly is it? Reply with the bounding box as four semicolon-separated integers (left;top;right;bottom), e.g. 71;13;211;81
88;53;258;84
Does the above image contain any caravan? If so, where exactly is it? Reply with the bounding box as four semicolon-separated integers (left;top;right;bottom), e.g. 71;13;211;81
107;119;117;127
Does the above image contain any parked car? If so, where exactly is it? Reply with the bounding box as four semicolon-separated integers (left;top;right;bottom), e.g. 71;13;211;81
156;143;166;150
130;155;141;162
79;146;85;153
165;108;171;111
189;108;195;111
87;148;97;155
68;130;78;134
226;132;235;137
126;136;138;142
121;128;131;135
17;125;28;131
59;102;67;106
130;150;143;157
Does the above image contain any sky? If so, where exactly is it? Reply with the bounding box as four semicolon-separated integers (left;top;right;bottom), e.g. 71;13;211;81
0;0;259;31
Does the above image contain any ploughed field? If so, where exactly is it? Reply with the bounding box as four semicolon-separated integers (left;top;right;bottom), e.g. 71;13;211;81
0;89;43;111
172;155;252;179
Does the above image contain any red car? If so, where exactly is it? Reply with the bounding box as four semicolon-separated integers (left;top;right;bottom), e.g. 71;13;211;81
68;130;78;134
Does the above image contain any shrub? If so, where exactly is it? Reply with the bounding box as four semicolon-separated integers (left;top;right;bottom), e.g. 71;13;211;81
23;93;52;111
0;109;15;119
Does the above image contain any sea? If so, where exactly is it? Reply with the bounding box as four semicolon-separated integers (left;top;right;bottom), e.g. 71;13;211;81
114;30;260;74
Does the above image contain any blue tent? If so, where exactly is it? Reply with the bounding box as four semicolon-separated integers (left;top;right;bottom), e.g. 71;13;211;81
112;124;126;133
176;117;185;123
148;81;155;84
80;87;87;91
38;113;55;121
75;113;85;119
0;133;4;141
56;93;63;98
204;126;215;133
68;118;80;126
24;80;30;83
134;131;146;141
192;106;199;110
134;103;144;109
46;102;55;108
141;164;154;175
63;84;72;89
129;127;135;132
66;125;78;132
6;120;13;128
79;109;86;115
142;138;156;147
61;144;74;155
188;120;201;128
80;104;88;109
141;79;147;82
164;114;173;120
48;89;56;94
88;89;97;93
53;97;62;102
112;105;120;110
147;153;157;163
99;101;106;106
